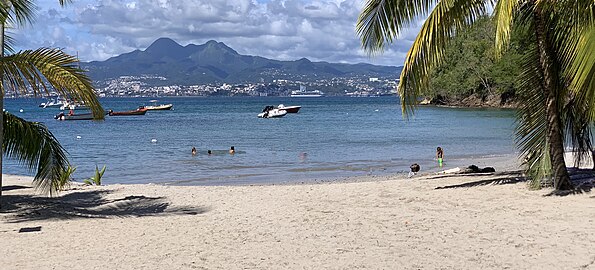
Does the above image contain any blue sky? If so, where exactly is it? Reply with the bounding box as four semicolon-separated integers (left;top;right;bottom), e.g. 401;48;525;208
12;0;422;66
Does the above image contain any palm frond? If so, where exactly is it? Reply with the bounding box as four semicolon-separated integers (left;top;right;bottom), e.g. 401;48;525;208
563;96;593;167
3;112;69;195
397;0;489;116
512;19;553;185
565;26;595;119
493;0;522;57
0;48;104;118
0;0;35;26
356;0;437;54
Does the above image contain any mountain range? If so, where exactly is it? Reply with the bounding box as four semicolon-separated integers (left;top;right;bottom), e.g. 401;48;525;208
82;38;402;85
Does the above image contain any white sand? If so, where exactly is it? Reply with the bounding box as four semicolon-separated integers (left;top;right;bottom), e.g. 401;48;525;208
1;164;594;269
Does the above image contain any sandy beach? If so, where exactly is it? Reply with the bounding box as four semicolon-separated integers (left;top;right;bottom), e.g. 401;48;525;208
1;158;594;269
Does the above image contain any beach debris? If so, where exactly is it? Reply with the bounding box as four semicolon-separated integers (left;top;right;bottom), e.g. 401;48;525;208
442;167;461;174
151;139;158;143
18;226;42;233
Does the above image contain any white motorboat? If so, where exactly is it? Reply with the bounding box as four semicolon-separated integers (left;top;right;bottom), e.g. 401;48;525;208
59;99;89;111
145;100;173;110
39;97;66;108
277;104;301;113
258;105;287;118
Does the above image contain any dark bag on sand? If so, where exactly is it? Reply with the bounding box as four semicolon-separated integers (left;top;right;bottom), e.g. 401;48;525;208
480;167;495;173
461;165;495;174
410;163;420;173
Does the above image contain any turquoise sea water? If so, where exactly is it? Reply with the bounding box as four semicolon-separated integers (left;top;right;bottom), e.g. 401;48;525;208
5;96;517;185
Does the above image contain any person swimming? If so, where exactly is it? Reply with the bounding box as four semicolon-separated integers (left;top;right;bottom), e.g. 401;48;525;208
208;150;212;155
229;146;235;154
436;147;444;168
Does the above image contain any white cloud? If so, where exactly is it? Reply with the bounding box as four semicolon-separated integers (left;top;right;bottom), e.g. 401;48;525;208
12;0;421;66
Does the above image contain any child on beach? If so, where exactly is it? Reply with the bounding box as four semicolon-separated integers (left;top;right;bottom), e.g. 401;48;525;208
408;163;420;178
436;147;444;168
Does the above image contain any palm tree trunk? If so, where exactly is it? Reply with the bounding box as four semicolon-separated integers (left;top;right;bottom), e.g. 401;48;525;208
533;8;573;190
0;21;4;208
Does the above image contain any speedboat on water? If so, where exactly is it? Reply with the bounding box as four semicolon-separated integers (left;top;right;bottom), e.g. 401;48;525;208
277;104;301;113
258;105;287;118
145;100;173;110
55;111;94;121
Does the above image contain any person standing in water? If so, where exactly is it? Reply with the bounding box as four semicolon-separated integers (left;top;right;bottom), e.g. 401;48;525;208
229;146;235;155
191;147;197;156
436;147;444;168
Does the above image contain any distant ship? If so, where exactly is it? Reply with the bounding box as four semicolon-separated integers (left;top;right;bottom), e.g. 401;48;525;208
290;86;324;97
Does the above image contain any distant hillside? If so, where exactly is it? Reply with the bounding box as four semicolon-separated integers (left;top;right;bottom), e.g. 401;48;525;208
82;38;402;85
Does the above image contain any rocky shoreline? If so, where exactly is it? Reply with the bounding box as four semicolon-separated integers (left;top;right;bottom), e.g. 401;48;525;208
420;93;518;109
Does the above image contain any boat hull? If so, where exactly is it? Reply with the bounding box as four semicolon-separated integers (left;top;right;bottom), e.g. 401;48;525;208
55;113;94;121
109;108;148;116
290;94;322;98
258;109;287;118
277;105;301;113
145;104;173;110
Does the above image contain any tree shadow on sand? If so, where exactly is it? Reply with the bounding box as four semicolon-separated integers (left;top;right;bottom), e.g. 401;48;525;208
0;189;208;223
432;168;594;197
433;171;527;190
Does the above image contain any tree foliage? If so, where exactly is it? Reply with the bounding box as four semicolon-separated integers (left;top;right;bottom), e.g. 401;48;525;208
427;16;524;101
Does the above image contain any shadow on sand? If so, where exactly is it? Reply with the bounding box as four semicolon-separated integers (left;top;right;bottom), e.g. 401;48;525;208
432;168;594;197
0;188;207;223
433;171;527;190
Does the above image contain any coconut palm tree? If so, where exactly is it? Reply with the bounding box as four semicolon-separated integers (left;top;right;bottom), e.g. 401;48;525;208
356;0;595;190
0;0;104;207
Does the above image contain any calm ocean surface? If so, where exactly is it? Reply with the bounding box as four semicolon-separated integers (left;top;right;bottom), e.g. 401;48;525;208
5;96;517;185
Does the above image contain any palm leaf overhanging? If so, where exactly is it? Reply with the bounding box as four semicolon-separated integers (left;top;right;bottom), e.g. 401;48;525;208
0;0;103;205
3;112;69;195
357;0;595;190
0;48;105;118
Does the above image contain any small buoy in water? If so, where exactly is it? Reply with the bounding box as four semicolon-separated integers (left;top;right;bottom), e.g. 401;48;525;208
151;139;157;143
19;109;24;113
375;109;379;112
76;136;82;139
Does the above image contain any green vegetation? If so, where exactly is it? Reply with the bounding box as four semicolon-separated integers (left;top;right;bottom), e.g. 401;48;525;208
83;165;106;186
57;165;76;191
357;0;595;191
427;16;524;102
0;0;105;207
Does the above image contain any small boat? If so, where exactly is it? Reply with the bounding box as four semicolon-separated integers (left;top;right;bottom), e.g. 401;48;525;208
108;107;148;116
145;100;173;110
39;97;66;108
55;112;94;121
59;100;89;111
277;104;301;113
258;105;287;118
